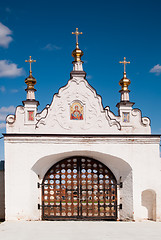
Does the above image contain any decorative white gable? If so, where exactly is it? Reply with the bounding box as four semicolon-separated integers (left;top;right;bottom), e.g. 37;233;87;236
6;44;150;134
6;71;150;134
35;75;121;133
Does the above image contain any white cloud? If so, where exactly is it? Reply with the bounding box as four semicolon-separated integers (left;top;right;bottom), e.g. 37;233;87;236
86;75;92;80
0;115;6;121
0;60;24;77
0;123;5;129
42;43;62;51
0;106;15;129
0;105;15;113
150;64;161;75
0;22;13;48
10;89;18;93
0;86;5;92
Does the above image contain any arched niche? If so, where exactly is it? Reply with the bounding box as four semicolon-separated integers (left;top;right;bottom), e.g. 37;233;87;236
141;189;156;221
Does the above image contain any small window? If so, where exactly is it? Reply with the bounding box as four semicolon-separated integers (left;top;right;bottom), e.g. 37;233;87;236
28;111;34;121
123;112;130;123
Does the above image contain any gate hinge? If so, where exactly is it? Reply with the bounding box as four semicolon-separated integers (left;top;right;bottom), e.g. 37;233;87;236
117;182;123;188
118;177;123;188
38;204;42;209
119;182;123;188
37;183;43;188
117;204;122;210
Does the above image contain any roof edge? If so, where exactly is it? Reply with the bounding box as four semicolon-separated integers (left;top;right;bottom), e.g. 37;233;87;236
3;133;161;138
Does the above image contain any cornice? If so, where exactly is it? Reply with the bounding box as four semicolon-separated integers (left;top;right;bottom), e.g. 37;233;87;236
3;134;160;144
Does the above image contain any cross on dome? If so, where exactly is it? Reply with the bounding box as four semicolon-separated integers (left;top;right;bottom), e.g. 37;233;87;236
118;57;131;101
71;28;84;63
119;57;130;73
25;56;36;74
72;28;83;46
24;56;37;100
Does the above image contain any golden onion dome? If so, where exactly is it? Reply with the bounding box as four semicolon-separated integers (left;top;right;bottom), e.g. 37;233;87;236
25;73;36;90
25;56;37;91
72;28;83;62
119;72;131;91
119;57;131;91
72;43;84;62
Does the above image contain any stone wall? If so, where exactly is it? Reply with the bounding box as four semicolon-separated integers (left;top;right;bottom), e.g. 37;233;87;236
0;170;5;220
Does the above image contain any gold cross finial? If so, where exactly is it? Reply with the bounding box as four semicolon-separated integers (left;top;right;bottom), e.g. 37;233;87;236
119;57;130;73
72;28;83;46
25;56;36;74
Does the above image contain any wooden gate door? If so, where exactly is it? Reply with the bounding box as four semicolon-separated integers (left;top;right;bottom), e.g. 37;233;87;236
42;157;117;220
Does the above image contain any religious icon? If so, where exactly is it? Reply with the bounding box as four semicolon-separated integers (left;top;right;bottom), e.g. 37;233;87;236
70;102;83;120
123;112;130;123
28;111;34;121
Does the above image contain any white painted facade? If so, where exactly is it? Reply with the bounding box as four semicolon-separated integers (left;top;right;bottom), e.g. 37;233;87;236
0;168;5;220
4;56;161;221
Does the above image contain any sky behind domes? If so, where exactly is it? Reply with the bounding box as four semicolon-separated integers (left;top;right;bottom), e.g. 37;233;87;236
0;0;161;159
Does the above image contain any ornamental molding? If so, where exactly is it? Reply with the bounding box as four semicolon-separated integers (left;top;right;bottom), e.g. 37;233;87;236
4;135;160;145
6;106;24;124
131;108;150;127
35;78;121;133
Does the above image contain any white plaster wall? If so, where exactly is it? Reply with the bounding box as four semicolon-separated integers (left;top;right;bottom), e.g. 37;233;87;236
6;77;151;134
0;170;5;219
120;170;133;220
131;142;161;221
4;135;161;221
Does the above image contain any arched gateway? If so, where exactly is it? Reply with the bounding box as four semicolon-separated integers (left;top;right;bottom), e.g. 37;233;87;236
42;156;117;220
4;29;160;222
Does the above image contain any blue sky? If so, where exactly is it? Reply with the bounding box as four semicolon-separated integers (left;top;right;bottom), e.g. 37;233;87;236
0;0;161;159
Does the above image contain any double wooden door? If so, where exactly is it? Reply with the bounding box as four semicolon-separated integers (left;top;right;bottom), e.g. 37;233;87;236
42;157;117;220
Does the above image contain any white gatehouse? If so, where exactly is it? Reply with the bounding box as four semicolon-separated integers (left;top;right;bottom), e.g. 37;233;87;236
4;29;161;221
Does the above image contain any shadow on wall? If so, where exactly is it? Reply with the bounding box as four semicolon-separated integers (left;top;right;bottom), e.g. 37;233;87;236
32;150;132;181
141;189;156;221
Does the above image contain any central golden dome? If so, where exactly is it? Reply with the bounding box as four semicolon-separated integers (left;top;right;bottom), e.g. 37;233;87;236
72;43;84;62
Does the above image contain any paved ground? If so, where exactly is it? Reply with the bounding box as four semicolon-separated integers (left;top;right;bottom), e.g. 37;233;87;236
0;221;161;240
